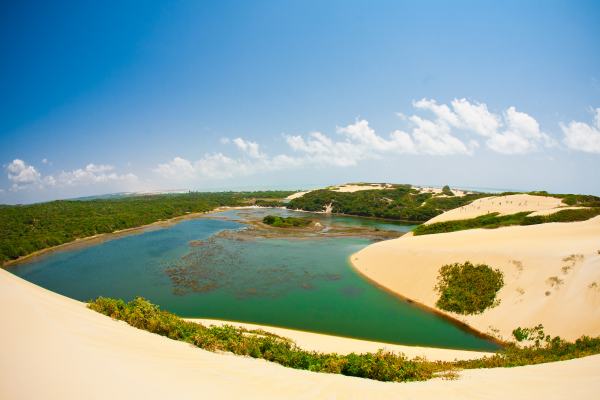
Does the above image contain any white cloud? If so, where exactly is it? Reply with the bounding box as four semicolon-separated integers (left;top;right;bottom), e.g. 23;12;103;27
232;138;263;158
413;98;553;154
561;108;600;154
405;115;472;155
5;160;138;192
7;159;41;185
153;100;558;184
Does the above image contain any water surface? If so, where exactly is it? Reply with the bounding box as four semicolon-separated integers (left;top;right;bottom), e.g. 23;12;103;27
8;209;497;351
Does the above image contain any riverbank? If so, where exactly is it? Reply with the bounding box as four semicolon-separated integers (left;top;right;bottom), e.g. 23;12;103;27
2;267;600;399
1;206;255;268
351;216;600;341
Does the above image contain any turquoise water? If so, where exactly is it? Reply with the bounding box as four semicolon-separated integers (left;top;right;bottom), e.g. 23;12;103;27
8;211;497;351
211;207;417;233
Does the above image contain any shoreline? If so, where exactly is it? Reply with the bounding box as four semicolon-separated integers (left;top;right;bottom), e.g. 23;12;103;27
2;205;417;268
188;317;492;360
350;216;600;342
4;266;600;399
348;255;506;348
1;206;250;268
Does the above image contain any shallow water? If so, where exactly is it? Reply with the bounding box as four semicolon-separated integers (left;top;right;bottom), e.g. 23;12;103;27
8;209;497;351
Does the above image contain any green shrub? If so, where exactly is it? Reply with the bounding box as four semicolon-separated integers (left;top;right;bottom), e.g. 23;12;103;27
435;262;504;315
262;215;311;228
88;297;600;382
442;185;454;196
0;191;294;263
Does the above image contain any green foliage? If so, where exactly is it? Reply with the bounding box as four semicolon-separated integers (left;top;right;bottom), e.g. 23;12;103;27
88;297;437;382
512;324;549;345
435;262;504;315
0;191;293;263
414;212;532;235
262;215;311;228
414;207;600;236
456;325;600;369
88;297;600;382
441;185;454;196
288;186;491;222
255;199;285;207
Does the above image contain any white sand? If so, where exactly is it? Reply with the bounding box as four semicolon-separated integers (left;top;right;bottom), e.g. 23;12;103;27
285;190;312;200
332;183;393;192
2;265;600;399
190;319;489;361
352;216;600;341
413;186;468;197
285;183;393;200
425;194;566;225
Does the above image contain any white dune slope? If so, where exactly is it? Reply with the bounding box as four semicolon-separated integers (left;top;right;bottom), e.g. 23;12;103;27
2;265;600;399
352;216;600;341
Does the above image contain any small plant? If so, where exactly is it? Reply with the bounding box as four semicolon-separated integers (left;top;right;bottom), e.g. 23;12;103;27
434;261;504;315
546;276;564;288
441;185;454;196
512;324;549;347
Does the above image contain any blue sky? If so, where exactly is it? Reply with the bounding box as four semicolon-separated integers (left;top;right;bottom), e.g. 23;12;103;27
2;0;600;203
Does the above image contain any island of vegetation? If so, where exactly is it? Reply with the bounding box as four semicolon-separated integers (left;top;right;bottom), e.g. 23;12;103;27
262;215;311;228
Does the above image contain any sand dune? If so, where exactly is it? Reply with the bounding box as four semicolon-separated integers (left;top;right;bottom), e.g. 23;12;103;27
285;183;393;200
424;194;567;225
352;216;600;341
2;268;600;399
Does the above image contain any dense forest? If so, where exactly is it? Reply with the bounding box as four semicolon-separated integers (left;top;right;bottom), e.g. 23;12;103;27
287;185;492;222
0;191;292;264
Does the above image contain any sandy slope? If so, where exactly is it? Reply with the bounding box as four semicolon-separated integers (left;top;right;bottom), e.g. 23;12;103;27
352;216;600;341
2;268;600;399
190;318;489;361
424;194;567;225
332;183;394;192
285;183;393;200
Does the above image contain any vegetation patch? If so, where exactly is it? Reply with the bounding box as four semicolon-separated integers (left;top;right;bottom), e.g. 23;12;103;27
262;215;311;228
413;207;600;236
0;191;293;264
441;185;454;196
435;261;504;315
88;297;600;382
288;185;491;222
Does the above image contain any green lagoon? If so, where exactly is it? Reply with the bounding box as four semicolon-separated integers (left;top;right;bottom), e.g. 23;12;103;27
8;208;498;351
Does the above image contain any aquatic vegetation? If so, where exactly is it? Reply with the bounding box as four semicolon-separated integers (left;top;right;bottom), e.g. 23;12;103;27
262;215;311;228
164;236;347;298
88;297;600;382
435;262;504;315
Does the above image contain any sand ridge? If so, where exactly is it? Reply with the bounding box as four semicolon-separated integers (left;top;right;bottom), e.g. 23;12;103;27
424;194;568;225
352;216;600;341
